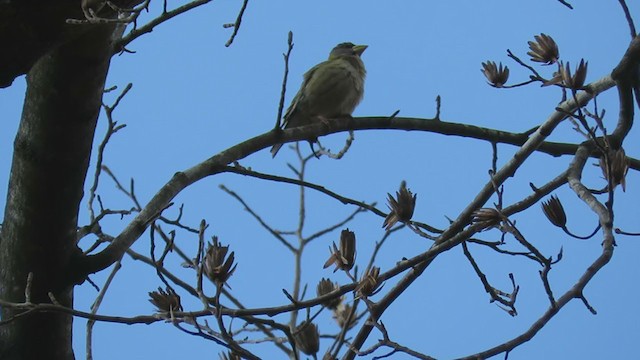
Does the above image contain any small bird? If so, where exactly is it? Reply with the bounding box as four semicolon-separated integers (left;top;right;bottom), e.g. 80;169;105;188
271;42;368;157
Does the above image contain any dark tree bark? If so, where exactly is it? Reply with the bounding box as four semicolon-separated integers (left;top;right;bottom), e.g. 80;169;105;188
0;22;120;360
0;2;89;88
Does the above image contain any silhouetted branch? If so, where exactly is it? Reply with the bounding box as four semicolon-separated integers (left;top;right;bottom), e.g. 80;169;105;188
462;241;519;315
276;31;294;129
617;0;636;39
116;0;214;52
224;0;249;47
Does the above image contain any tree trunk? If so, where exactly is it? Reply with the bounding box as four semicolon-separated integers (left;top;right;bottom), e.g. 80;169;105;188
0;24;118;360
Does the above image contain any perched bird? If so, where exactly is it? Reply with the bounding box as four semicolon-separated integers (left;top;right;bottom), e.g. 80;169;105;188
271;42;368;157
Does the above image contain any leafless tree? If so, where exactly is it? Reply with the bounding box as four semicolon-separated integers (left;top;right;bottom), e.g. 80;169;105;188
1;1;639;359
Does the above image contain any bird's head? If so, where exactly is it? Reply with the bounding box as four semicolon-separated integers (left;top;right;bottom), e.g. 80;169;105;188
329;42;368;60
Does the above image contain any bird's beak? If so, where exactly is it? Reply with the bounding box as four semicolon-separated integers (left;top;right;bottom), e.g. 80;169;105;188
353;45;368;56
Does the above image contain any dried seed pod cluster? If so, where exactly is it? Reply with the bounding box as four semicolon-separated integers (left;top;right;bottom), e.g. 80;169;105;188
560;59;588;90
148;287;183;313
203;236;237;286
471;208;503;231
527;33;560;65
482;33;589;90
541;195;567;228
383;181;417;230
481;61;510;87
324;229;356;272
316;278;342;309
356;266;382;298
294;321;320;356
599;147;629;191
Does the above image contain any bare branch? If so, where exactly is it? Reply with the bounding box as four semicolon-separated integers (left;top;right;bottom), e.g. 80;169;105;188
88;83;131;221
219;184;296;252
86;260;123;360
556;0;573;9
116;0;214;52
224;0;249;47
276;31;294;129
617;0;637;39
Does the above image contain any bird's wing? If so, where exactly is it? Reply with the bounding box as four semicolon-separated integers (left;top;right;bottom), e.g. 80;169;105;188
302;60;354;104
282;62;323;129
283;58;362;128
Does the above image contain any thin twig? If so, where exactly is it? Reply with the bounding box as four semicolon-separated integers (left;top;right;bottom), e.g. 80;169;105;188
461;241;518;315
219;184;296;252
223;166;383;216
88;84;131;221
225;0;249;47
617;0;636;39
556;0;573;9
86;260;123;360
116;0;213;52
304;206;367;245
276;31;294;129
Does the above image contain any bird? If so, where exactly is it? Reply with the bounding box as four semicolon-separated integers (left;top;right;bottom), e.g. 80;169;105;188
271;42;368;157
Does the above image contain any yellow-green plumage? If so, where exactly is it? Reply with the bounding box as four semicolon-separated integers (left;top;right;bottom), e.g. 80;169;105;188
271;42;367;157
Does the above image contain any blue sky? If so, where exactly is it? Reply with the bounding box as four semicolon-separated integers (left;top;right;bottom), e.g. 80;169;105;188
1;1;639;359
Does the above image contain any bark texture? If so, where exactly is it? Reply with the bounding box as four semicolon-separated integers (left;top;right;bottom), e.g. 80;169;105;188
0;23;118;360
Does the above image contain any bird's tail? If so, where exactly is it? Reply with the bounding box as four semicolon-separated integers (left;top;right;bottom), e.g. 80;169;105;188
270;143;283;158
